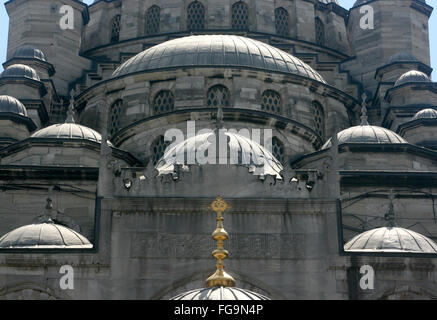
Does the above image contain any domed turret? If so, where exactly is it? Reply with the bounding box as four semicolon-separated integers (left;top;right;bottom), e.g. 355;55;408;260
322;94;407;149
394;70;431;87
412;108;437;120
12;46;47;62
0;64;40;81
0;95;28;116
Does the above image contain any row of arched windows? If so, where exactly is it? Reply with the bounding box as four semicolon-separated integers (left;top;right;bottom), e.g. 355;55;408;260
109;88;325;140
110;3;307;41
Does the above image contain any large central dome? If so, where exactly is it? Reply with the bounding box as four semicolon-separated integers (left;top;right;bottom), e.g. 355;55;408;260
112;35;326;83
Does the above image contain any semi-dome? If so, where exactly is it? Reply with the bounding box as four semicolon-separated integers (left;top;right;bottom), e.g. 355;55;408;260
413;108;437;120
112;35;326;83
0;95;28;116
0;64;40;81
387;52;418;64
12;45;47;62
394;70;431;87
31;123;107;144
322;125;407;149
344;226;437;254
156;130;283;179
0;220;92;249
171;286;270;300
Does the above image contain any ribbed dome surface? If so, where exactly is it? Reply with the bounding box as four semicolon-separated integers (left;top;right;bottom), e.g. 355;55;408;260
0;221;92;249
322;125;407;149
12;45;47;62
394;70;431;87
0;95;27;116
170;286;270;300
413;108;437;120
344;226;437;253
0;64;40;81
31;123;106;143
112;35;326;83
319;0;338;4
156;130;283;179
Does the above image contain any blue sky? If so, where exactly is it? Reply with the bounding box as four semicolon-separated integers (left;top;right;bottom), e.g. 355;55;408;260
0;0;435;79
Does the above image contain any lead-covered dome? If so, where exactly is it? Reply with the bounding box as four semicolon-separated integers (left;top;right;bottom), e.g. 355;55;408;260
112;35;326;83
156;130;283;179
394;70;431;87
171;286;270;300
412;108;437;120
344;226;437;254
0;95;28;116
387;52;418;64
0;64;40;81
31;123;107;144
12;45;47;62
0;220;92;249
322;125;407;149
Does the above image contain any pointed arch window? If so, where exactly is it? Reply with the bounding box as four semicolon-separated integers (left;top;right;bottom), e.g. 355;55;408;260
275;7;289;36
206;85;231;107
187;1;205;31
111;15;121;43
232;1;249;30
315;17;325;46
145;5;160;35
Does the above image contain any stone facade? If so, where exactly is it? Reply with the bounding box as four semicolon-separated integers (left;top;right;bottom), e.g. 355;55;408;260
0;0;436;300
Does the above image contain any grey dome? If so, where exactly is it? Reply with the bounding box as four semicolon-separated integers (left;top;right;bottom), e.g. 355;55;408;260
31;123;108;144
319;0;338;4
322;125;407;149
156;131;283;179
0;95;28;116
170;286;270;300
344;226;437;254
0;221;92;249
413;108;437;120
12;45;47;62
394;70;431;87
387;52;418;64
0;64;40;81
112;35;326;83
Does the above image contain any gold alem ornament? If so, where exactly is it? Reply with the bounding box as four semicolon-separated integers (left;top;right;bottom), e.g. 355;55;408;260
205;196;236;288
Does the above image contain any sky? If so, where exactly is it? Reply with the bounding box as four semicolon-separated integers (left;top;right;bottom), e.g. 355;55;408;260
0;0;435;79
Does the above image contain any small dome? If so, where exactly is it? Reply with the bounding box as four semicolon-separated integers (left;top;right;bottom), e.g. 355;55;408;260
387;52;418;64
322;125;407;149
0;64;40;81
156;131;283;179
170;286;270;300
412;108;437;120
344;226;437;254
319;0;338;4
394;70;431;87
0;221;92;249
0;95;28;116
112;35;326;83
12;45;47;62
31;123;108;144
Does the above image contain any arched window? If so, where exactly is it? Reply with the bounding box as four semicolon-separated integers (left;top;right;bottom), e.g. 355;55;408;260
275;7;289;36
312;101;324;138
145;5;160;35
272;137;285;164
187;1;205;31
315;17;325;46
232;1;249;31
151;135;171;166
261;90;282;114
153;90;174;114
206;85;231;107
111;15;121;43
109;99;122;136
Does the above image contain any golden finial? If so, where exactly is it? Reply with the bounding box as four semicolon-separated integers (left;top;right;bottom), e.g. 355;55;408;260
205;197;236;288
